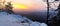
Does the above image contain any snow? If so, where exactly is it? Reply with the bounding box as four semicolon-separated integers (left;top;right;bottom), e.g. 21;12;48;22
40;23;48;26
30;22;41;26
0;12;48;26
30;22;48;26
48;10;58;20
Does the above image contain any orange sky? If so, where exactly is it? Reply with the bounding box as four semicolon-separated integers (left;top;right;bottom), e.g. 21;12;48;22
5;0;47;13
0;0;59;14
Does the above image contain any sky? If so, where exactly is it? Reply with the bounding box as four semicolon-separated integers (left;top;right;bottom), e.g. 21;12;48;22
0;0;59;13
4;0;47;13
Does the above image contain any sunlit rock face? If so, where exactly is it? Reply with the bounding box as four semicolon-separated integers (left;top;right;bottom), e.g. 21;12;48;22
0;12;48;26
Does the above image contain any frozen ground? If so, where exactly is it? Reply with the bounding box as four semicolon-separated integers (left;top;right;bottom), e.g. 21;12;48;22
0;12;48;26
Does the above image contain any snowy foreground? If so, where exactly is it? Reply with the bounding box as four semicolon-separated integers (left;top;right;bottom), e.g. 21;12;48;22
0;12;48;26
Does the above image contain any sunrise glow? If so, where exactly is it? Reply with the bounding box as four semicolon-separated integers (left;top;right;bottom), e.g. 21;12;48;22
13;3;29;10
5;0;47;12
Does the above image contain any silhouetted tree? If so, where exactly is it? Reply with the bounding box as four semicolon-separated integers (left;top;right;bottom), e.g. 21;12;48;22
48;3;60;26
55;4;60;19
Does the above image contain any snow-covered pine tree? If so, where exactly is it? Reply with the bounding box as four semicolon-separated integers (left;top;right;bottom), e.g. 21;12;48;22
49;3;60;26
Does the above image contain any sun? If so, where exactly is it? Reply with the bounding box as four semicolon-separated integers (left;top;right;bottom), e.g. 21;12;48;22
13;3;28;10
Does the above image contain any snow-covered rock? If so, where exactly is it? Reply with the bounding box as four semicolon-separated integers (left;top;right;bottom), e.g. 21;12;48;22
30;22;40;26
0;12;33;23
40;23;48;26
0;12;48;26
30;22;48;26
